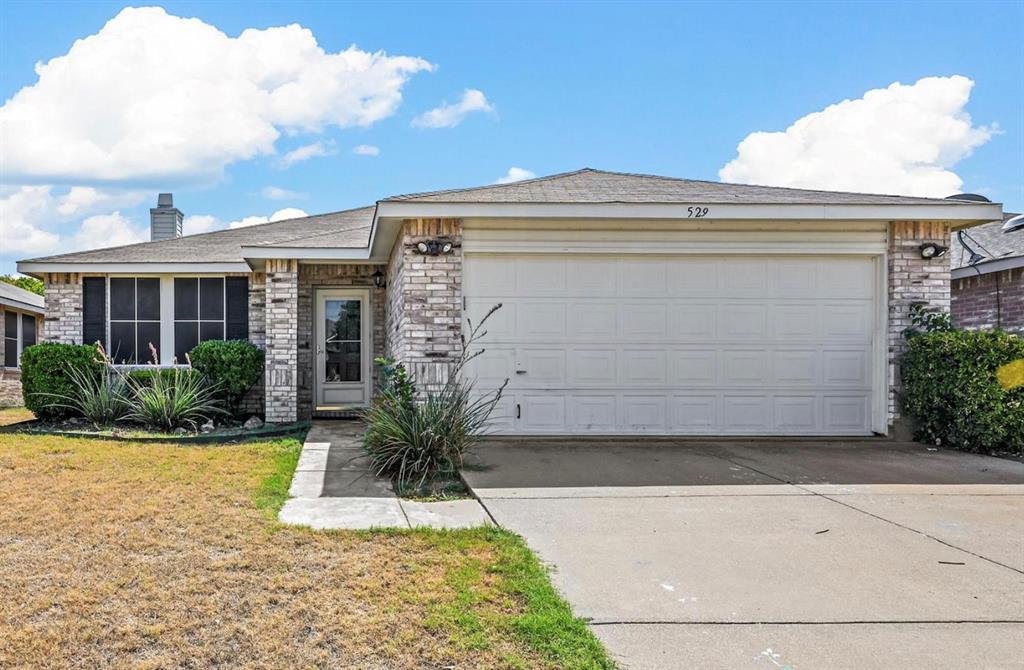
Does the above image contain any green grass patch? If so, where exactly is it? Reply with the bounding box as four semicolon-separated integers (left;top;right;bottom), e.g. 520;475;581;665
252;435;305;514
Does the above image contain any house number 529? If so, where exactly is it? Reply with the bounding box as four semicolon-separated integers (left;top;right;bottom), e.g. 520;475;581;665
687;206;709;218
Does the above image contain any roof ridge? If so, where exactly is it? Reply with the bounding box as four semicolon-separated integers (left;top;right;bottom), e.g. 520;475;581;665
383;168;596;201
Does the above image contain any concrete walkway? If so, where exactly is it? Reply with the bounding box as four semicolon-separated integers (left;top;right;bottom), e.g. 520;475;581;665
278;421;490;530
464;438;1024;670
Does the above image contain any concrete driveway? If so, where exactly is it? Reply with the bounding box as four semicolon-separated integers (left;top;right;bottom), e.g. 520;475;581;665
462;439;1024;670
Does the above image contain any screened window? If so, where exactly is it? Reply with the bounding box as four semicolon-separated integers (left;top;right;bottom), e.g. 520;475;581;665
3;311;17;367
109;277;161;364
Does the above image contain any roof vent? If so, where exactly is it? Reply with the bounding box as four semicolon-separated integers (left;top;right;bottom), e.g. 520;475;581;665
150;193;183;241
944;193;991;203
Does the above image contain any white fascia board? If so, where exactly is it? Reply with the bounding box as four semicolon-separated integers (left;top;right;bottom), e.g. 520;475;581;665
376;200;1003;223
17;261;251;275
951;255;1024;279
0;296;45;314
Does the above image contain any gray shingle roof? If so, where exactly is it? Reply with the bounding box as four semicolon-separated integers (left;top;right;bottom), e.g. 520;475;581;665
383;168;988;206
21;206;375;264
0;282;45;312
950;213;1023;269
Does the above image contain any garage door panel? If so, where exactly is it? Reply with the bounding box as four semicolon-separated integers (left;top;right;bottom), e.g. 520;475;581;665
621;303;668;338
570;395;618;432
774;396;819;432
621;395;668;432
669;304;717;339
669;350;718;385
722;395;771;431
771;304;820;340
720;305;768;339
669;395;718;430
620;350;669;385
516;258;566;293
773;350;819;385
464;253;877;436
516;302;566;339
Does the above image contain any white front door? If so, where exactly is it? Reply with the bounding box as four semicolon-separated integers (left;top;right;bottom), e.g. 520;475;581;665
314;289;372;409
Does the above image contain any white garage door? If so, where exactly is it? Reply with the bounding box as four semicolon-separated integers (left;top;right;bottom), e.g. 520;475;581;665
464;254;880;436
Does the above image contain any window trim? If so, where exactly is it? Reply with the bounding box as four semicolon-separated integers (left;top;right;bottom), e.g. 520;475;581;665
107;277;162;365
172;277;227;362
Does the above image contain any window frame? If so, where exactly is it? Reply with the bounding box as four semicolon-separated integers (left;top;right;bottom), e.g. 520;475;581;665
106;277;163;365
172;277;227;362
2;308;40;369
100;274;246;367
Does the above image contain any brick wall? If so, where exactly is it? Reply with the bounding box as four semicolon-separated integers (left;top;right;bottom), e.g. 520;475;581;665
887;221;952;424
296;264;386;419
264;260;298;423
42;273;84;344
951;267;1024;334
386;219;463;390
237;272;266;417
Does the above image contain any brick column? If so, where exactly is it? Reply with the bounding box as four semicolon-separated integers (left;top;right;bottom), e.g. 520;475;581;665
264;260;298;423
42;273;83;344
386;219;463;391
887;221;951;423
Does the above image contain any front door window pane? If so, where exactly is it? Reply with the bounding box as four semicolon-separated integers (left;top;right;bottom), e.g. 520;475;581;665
324;299;361;382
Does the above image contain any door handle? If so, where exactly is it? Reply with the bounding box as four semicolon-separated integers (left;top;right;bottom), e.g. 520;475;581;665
515;369;527;375
516;403;521;419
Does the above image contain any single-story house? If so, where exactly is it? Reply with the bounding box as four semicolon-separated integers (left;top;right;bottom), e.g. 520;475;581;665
17;169;1003;436
950;212;1023;334
0;281;45;406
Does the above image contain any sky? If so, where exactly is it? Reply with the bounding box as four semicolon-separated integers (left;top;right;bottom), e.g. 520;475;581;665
1;0;1022;275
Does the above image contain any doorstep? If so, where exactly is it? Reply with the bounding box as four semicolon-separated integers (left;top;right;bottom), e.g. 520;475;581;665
278;421;491;530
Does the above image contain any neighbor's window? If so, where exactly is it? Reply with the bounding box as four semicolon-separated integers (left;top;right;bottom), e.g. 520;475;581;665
109;277;161;364
3;311;17;367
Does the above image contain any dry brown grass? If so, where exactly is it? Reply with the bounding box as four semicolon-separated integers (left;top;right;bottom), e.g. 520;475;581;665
0;432;607;669
0;406;34;426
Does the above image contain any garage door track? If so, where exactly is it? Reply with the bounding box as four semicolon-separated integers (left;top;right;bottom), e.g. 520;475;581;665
462;439;1024;670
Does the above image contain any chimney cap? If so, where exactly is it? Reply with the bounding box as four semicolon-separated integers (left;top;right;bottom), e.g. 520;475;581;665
157;193;174;207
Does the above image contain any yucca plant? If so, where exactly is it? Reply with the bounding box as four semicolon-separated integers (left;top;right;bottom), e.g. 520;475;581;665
363;305;507;489
125;352;226;432
35;363;133;429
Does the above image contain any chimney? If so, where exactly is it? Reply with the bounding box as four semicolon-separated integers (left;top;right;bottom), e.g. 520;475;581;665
150;193;183;241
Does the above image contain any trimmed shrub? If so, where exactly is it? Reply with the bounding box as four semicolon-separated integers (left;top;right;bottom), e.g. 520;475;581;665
36;365;132;428
902;330;1024;453
188;340;264;415
20;343;104;420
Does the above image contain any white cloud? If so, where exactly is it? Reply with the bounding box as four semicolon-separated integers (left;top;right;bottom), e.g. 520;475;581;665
182;214;220;236
0;6;433;183
353;144;380;156
412;89;493;129
278;140;337;168
228;207;308;229
495;167;536;184
0;185;145;255
719;75;995;198
261;185;307;200
71;213;148;250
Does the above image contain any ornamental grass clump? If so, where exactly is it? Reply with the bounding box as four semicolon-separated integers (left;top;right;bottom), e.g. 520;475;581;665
363;305;507;490
35;345;132;428
126;357;225;432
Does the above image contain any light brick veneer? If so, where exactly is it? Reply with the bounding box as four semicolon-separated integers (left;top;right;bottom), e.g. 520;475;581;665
264;260;298;423
42;273;84;344
296;264;386;419
386;219;463;390
887;221;952;423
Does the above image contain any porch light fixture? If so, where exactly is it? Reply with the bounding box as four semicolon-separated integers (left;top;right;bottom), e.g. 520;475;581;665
918;242;948;259
371;268;385;289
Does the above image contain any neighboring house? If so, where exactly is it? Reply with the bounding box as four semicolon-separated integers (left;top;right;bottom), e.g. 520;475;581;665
0;282;45;407
17;169;1003;436
950;213;1024;334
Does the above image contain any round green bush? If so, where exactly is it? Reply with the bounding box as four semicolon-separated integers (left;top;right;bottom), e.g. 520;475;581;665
20;342;104;420
902;330;1024;453
188;340;264;414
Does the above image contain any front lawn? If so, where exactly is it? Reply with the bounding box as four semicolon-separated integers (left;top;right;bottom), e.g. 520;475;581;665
0;426;613;669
